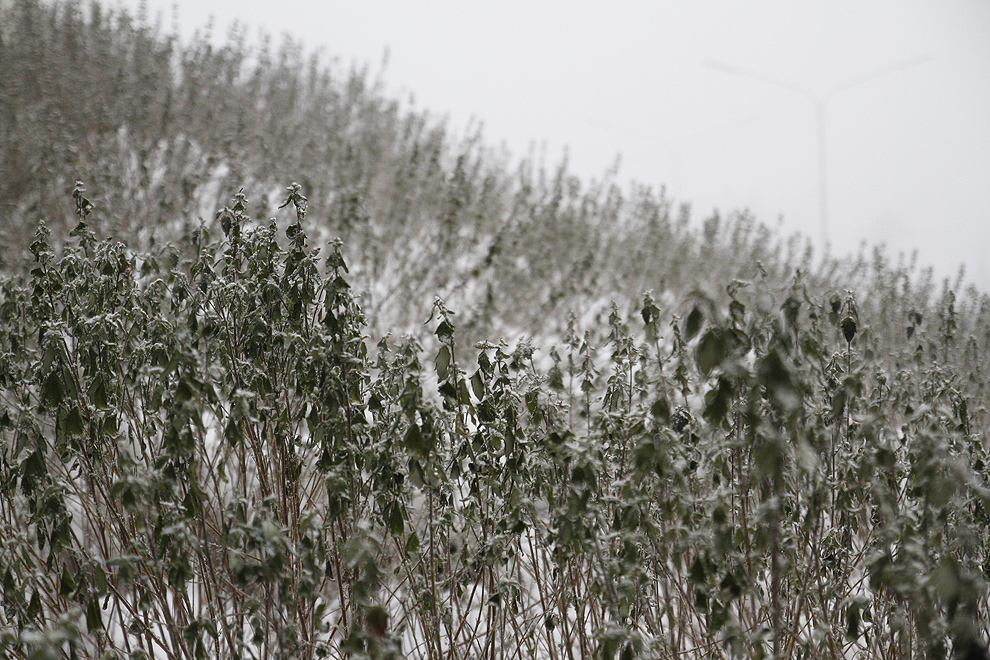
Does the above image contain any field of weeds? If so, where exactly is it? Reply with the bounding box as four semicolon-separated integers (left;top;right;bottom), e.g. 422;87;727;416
1;2;988;658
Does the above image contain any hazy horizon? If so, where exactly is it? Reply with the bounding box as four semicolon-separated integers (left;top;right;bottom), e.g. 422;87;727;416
124;0;990;290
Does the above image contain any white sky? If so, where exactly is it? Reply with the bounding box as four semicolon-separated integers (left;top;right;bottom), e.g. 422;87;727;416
126;0;990;290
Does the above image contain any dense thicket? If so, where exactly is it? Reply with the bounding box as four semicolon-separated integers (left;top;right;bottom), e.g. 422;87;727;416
1;1;989;659
5;0;987;349
0;184;988;659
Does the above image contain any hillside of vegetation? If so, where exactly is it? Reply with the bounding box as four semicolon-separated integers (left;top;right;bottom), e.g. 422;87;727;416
1;2;988;659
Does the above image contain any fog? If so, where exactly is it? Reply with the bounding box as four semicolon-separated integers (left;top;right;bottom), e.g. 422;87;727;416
127;0;990;290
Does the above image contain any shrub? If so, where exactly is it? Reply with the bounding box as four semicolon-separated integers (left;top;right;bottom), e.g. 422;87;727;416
0;187;987;659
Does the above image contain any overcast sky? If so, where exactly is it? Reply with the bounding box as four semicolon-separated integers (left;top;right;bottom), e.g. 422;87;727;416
125;0;990;290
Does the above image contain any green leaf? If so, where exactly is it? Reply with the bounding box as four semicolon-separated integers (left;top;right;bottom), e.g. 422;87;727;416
801;335;822;361
176;377;195;403
841;316;857;344
183;488;201;518
89;375;108;409
525;390;539;415
408;459;425;488
27;590;41;620
478;399;496;424
753;437;784;479
3;568;16;601
457;379;473;406
387;501;404;536
94;561;108;595
703;377;733;426
103;414;119;435
710;600;730;632
64;407;86;436
757;350;801;413
436;319;455;342
684;306;704;341
40;344;57;373
719;569;743;600
831;387;848;421
696;329;726;376
876;446;896;469
930;558;961;602
404;532;420;556
59;564;77;597
435;345;452;381
439;381;457;409
846;600;862;640
87;595;103;633
43;370;64;408
689;555;707;585
51;516;71;554
20;449;46;498
225;417;243;447
404;424;430;458
651;397;671;423
471;370;486;399
645;320;658;344
601;634;619;660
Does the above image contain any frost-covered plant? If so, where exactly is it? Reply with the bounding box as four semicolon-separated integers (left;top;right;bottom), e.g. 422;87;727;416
1;187;987;659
